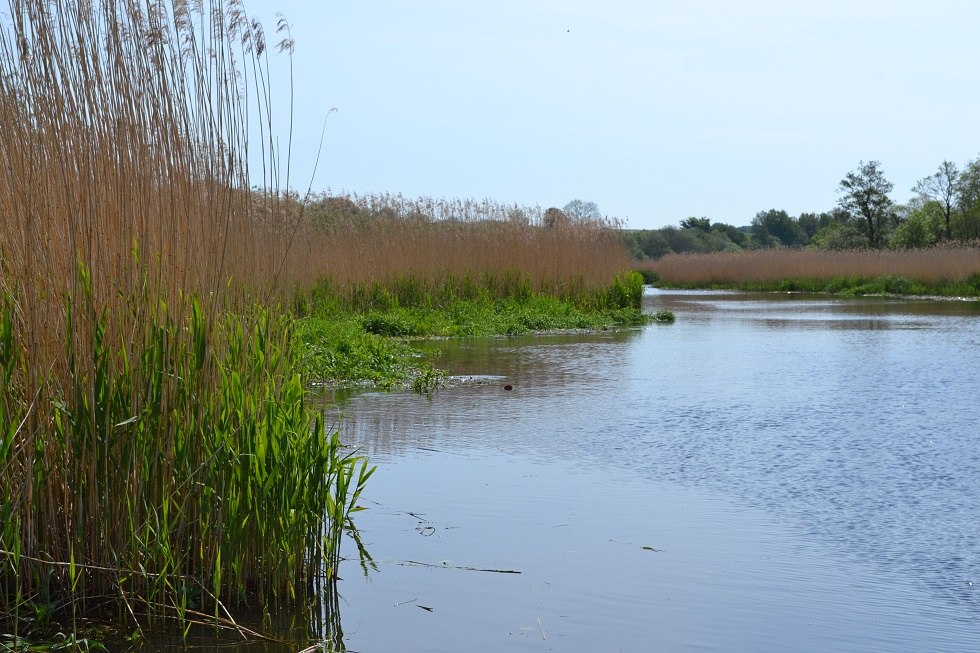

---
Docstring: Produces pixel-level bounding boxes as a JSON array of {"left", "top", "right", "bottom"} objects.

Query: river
[{"left": 323, "top": 289, "right": 980, "bottom": 652}]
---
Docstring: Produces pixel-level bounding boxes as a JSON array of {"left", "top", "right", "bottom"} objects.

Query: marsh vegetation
[{"left": 641, "top": 248, "right": 980, "bottom": 296}]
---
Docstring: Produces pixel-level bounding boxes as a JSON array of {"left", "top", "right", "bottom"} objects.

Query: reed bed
[
  {"left": 292, "top": 220, "right": 631, "bottom": 311},
  {"left": 281, "top": 192, "right": 633, "bottom": 311},
  {"left": 646, "top": 248, "right": 980, "bottom": 294},
  {"left": 0, "top": 0, "right": 369, "bottom": 638}
]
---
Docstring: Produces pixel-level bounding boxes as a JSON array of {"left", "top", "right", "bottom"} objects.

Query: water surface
[{"left": 327, "top": 290, "right": 980, "bottom": 652}]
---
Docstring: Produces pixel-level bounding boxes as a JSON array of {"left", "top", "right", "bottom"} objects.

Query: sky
[{"left": 242, "top": 0, "right": 980, "bottom": 229}]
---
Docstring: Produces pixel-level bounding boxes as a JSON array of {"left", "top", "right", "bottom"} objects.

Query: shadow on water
[
  {"left": 128, "top": 598, "right": 333, "bottom": 653},
  {"left": 128, "top": 538, "right": 374, "bottom": 653}
]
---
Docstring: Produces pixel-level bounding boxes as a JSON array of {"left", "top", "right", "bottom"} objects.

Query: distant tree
[
  {"left": 811, "top": 222, "right": 870, "bottom": 250},
  {"left": 749, "top": 221, "right": 777, "bottom": 248},
  {"left": 622, "top": 230, "right": 671, "bottom": 260},
  {"left": 661, "top": 226, "right": 706, "bottom": 254},
  {"left": 796, "top": 212, "right": 836, "bottom": 241},
  {"left": 711, "top": 222, "right": 747, "bottom": 247},
  {"left": 954, "top": 157, "right": 980, "bottom": 239},
  {"left": 913, "top": 161, "right": 959, "bottom": 241},
  {"left": 891, "top": 200, "right": 945, "bottom": 249},
  {"left": 680, "top": 216, "right": 711, "bottom": 232},
  {"left": 751, "top": 209, "right": 805, "bottom": 247},
  {"left": 562, "top": 199, "right": 601, "bottom": 222},
  {"left": 543, "top": 207, "right": 570, "bottom": 228},
  {"left": 837, "top": 160, "right": 894, "bottom": 248}
]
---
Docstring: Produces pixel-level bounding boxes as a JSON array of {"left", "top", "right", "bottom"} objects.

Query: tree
[
  {"left": 680, "top": 216, "right": 711, "bottom": 232},
  {"left": 891, "top": 200, "right": 944, "bottom": 249},
  {"left": 621, "top": 230, "right": 671, "bottom": 259},
  {"left": 797, "top": 212, "right": 836, "bottom": 240},
  {"left": 837, "top": 160, "right": 894, "bottom": 248},
  {"left": 955, "top": 156, "right": 980, "bottom": 239},
  {"left": 660, "top": 226, "right": 706, "bottom": 254},
  {"left": 562, "top": 199, "right": 601, "bottom": 222},
  {"left": 913, "top": 161, "right": 958, "bottom": 240},
  {"left": 711, "top": 222, "right": 747, "bottom": 247},
  {"left": 751, "top": 209, "right": 805, "bottom": 247},
  {"left": 811, "top": 222, "right": 870, "bottom": 250}
]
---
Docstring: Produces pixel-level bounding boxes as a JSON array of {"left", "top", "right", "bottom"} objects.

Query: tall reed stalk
[{"left": 0, "top": 0, "right": 369, "bottom": 637}]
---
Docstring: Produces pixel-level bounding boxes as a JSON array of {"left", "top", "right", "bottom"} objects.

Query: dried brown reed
[
  {"left": 287, "top": 193, "right": 630, "bottom": 297},
  {"left": 647, "top": 248, "right": 980, "bottom": 286},
  {"left": 0, "top": 0, "right": 295, "bottom": 336}
]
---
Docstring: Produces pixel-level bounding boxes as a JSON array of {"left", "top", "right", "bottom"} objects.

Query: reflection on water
[
  {"left": 327, "top": 289, "right": 980, "bottom": 652},
  {"left": 132, "top": 581, "right": 346, "bottom": 653}
]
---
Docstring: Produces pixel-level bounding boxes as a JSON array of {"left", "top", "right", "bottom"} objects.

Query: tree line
[{"left": 624, "top": 156, "right": 980, "bottom": 260}]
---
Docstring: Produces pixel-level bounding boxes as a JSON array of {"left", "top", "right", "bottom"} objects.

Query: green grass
[
  {"left": 292, "top": 273, "right": 652, "bottom": 389},
  {"left": 1, "top": 274, "right": 372, "bottom": 639},
  {"left": 293, "top": 316, "right": 415, "bottom": 389}
]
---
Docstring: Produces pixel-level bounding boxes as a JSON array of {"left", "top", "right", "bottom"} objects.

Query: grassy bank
[
  {"left": 293, "top": 272, "right": 650, "bottom": 390},
  {"left": 640, "top": 248, "right": 980, "bottom": 297}
]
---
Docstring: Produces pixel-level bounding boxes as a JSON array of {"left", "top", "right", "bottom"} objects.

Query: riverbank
[
  {"left": 636, "top": 248, "right": 980, "bottom": 298},
  {"left": 648, "top": 276, "right": 980, "bottom": 298},
  {"left": 292, "top": 272, "right": 667, "bottom": 392}
]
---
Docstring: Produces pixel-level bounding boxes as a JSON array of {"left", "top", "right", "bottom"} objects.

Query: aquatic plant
[{"left": 411, "top": 364, "right": 445, "bottom": 395}]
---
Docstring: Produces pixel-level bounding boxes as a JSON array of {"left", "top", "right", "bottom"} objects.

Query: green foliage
[
  {"left": 753, "top": 209, "right": 806, "bottom": 247},
  {"left": 913, "top": 161, "right": 959, "bottom": 240},
  {"left": 955, "top": 157, "right": 980, "bottom": 238},
  {"left": 712, "top": 222, "right": 748, "bottom": 248},
  {"left": 952, "top": 202, "right": 980, "bottom": 240},
  {"left": 294, "top": 317, "right": 411, "bottom": 389},
  {"left": 362, "top": 311, "right": 428, "bottom": 337},
  {"left": 411, "top": 364, "right": 445, "bottom": 395},
  {"left": 292, "top": 273, "right": 654, "bottom": 388},
  {"left": 635, "top": 268, "right": 659, "bottom": 284},
  {"left": 1, "top": 275, "right": 372, "bottom": 634},
  {"left": 797, "top": 212, "right": 832, "bottom": 240},
  {"left": 890, "top": 204, "right": 944, "bottom": 249},
  {"left": 810, "top": 222, "right": 870, "bottom": 250},
  {"left": 838, "top": 160, "right": 895, "bottom": 248},
  {"left": 602, "top": 272, "right": 645, "bottom": 310},
  {"left": 680, "top": 217, "right": 712, "bottom": 232},
  {"left": 653, "top": 310, "right": 675, "bottom": 323}
]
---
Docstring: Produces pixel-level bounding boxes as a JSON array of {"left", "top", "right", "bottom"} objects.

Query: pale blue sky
[{"left": 244, "top": 0, "right": 980, "bottom": 229}]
